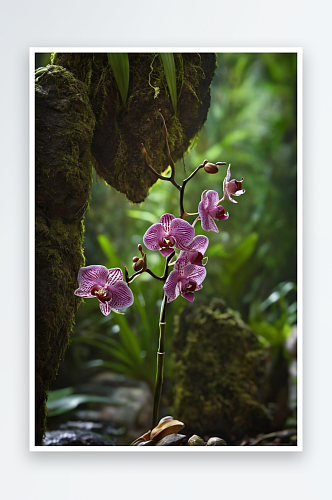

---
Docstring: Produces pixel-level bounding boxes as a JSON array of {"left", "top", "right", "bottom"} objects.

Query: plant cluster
[{"left": 74, "top": 114, "right": 246, "bottom": 437}]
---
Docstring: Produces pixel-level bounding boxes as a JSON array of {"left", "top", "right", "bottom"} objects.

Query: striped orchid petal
[
  {"left": 179, "top": 235, "right": 209, "bottom": 267},
  {"left": 108, "top": 281, "right": 134, "bottom": 310},
  {"left": 143, "top": 213, "right": 195, "bottom": 255},
  {"left": 106, "top": 267, "right": 123, "bottom": 286},
  {"left": 198, "top": 190, "right": 229, "bottom": 232},
  {"left": 223, "top": 165, "right": 245, "bottom": 203},
  {"left": 164, "top": 255, "right": 206, "bottom": 303},
  {"left": 76, "top": 265, "right": 109, "bottom": 296},
  {"left": 75, "top": 264, "right": 133, "bottom": 316}
]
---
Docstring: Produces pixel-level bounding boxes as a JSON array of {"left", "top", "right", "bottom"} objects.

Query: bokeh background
[{"left": 37, "top": 52, "right": 297, "bottom": 439}]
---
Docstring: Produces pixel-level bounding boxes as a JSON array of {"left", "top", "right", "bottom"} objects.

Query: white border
[{"left": 30, "top": 47, "right": 302, "bottom": 452}]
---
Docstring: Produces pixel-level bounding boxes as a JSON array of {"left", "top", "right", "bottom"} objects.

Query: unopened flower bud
[
  {"left": 138, "top": 244, "right": 143, "bottom": 252},
  {"left": 133, "top": 258, "right": 144, "bottom": 272},
  {"left": 204, "top": 162, "right": 219, "bottom": 174},
  {"left": 132, "top": 256, "right": 139, "bottom": 263}
]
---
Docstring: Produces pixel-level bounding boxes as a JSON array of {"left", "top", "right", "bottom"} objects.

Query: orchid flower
[
  {"left": 223, "top": 164, "right": 245, "bottom": 203},
  {"left": 74, "top": 265, "right": 134, "bottom": 316},
  {"left": 198, "top": 190, "right": 229, "bottom": 233},
  {"left": 178, "top": 235, "right": 209, "bottom": 267},
  {"left": 143, "top": 213, "right": 195, "bottom": 256},
  {"left": 164, "top": 255, "right": 206, "bottom": 303}
]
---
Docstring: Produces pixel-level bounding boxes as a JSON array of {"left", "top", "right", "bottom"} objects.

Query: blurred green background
[{"left": 37, "top": 52, "right": 297, "bottom": 421}]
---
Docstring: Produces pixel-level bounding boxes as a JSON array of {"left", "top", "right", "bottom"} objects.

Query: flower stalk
[
  {"left": 152, "top": 251, "right": 174, "bottom": 428},
  {"left": 74, "top": 114, "right": 246, "bottom": 444}
]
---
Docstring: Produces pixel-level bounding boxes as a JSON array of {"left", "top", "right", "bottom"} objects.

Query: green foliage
[
  {"left": 52, "top": 52, "right": 297, "bottom": 393},
  {"left": 107, "top": 53, "right": 130, "bottom": 105},
  {"left": 159, "top": 53, "right": 178, "bottom": 114},
  {"left": 71, "top": 235, "right": 160, "bottom": 388},
  {"left": 47, "top": 387, "right": 126, "bottom": 417},
  {"left": 249, "top": 281, "right": 296, "bottom": 348}
]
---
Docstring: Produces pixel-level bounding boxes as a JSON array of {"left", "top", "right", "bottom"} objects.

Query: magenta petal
[
  {"left": 160, "top": 247, "right": 174, "bottom": 257},
  {"left": 226, "top": 165, "right": 231, "bottom": 182},
  {"left": 189, "top": 235, "right": 209, "bottom": 254},
  {"left": 106, "top": 268, "right": 123, "bottom": 286},
  {"left": 143, "top": 223, "right": 166, "bottom": 250},
  {"left": 225, "top": 190, "right": 237, "bottom": 203},
  {"left": 99, "top": 300, "right": 111, "bottom": 316},
  {"left": 169, "top": 218, "right": 195, "bottom": 249},
  {"left": 233, "top": 189, "right": 246, "bottom": 196},
  {"left": 164, "top": 270, "right": 181, "bottom": 302},
  {"left": 160, "top": 213, "right": 175, "bottom": 233},
  {"left": 174, "top": 254, "right": 189, "bottom": 277},
  {"left": 181, "top": 291, "right": 195, "bottom": 302},
  {"left": 74, "top": 288, "right": 94, "bottom": 298},
  {"left": 109, "top": 281, "right": 134, "bottom": 310},
  {"left": 185, "top": 264, "right": 207, "bottom": 285},
  {"left": 77, "top": 265, "right": 108, "bottom": 292},
  {"left": 205, "top": 190, "right": 220, "bottom": 210},
  {"left": 198, "top": 200, "right": 213, "bottom": 231}
]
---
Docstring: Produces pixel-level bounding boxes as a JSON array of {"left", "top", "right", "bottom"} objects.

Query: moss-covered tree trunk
[
  {"left": 35, "top": 67, "right": 95, "bottom": 445},
  {"left": 34, "top": 53, "right": 216, "bottom": 444}
]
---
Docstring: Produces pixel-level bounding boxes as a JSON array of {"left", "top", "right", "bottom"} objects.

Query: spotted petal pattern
[
  {"left": 179, "top": 235, "right": 209, "bottom": 266},
  {"left": 74, "top": 265, "right": 133, "bottom": 316},
  {"left": 143, "top": 213, "right": 195, "bottom": 255},
  {"left": 164, "top": 255, "right": 206, "bottom": 303},
  {"left": 76, "top": 265, "right": 109, "bottom": 297},
  {"left": 198, "top": 190, "right": 229, "bottom": 232},
  {"left": 108, "top": 281, "right": 134, "bottom": 310}
]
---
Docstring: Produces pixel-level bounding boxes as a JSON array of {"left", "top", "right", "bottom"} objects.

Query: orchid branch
[{"left": 152, "top": 250, "right": 174, "bottom": 429}]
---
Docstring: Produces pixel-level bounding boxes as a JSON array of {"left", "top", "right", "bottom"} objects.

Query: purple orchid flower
[
  {"left": 178, "top": 235, "right": 209, "bottom": 267},
  {"left": 164, "top": 255, "right": 206, "bottom": 303},
  {"left": 223, "top": 164, "right": 245, "bottom": 203},
  {"left": 143, "top": 213, "right": 195, "bottom": 256},
  {"left": 74, "top": 265, "right": 134, "bottom": 316},
  {"left": 198, "top": 190, "right": 229, "bottom": 233}
]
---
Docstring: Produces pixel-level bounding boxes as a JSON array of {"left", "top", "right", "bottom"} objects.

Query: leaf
[
  {"left": 47, "top": 387, "right": 74, "bottom": 403},
  {"left": 97, "top": 234, "right": 124, "bottom": 269},
  {"left": 160, "top": 53, "right": 177, "bottom": 114},
  {"left": 47, "top": 393, "right": 126, "bottom": 417},
  {"left": 107, "top": 53, "right": 130, "bottom": 105},
  {"left": 126, "top": 210, "right": 159, "bottom": 224},
  {"left": 221, "top": 233, "right": 259, "bottom": 286},
  {"left": 259, "top": 281, "right": 296, "bottom": 312}
]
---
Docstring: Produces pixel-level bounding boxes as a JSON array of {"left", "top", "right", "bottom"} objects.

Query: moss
[
  {"left": 172, "top": 299, "right": 271, "bottom": 443},
  {"left": 35, "top": 66, "right": 95, "bottom": 444},
  {"left": 52, "top": 52, "right": 217, "bottom": 203}
]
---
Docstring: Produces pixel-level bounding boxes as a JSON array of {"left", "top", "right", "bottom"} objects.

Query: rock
[
  {"left": 172, "top": 299, "right": 272, "bottom": 443},
  {"left": 42, "top": 429, "right": 115, "bottom": 446},
  {"left": 89, "top": 372, "right": 153, "bottom": 445}
]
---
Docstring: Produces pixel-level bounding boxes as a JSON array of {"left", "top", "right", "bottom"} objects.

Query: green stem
[{"left": 151, "top": 252, "right": 173, "bottom": 429}]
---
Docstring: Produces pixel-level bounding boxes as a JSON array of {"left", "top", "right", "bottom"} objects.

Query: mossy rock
[
  {"left": 35, "top": 66, "right": 95, "bottom": 444},
  {"left": 172, "top": 299, "right": 272, "bottom": 443},
  {"left": 52, "top": 53, "right": 216, "bottom": 203}
]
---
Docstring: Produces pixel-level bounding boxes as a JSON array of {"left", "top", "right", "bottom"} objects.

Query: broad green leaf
[
  {"left": 97, "top": 234, "right": 123, "bottom": 269},
  {"left": 47, "top": 387, "right": 74, "bottom": 403},
  {"left": 47, "top": 393, "right": 126, "bottom": 417},
  {"left": 160, "top": 53, "right": 177, "bottom": 114},
  {"left": 259, "top": 281, "right": 296, "bottom": 312},
  {"left": 107, "top": 53, "right": 130, "bottom": 105}
]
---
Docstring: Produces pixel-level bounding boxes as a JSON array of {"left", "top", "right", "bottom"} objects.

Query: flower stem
[{"left": 151, "top": 252, "right": 173, "bottom": 429}]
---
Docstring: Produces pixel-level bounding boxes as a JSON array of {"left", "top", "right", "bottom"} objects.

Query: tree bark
[
  {"left": 34, "top": 53, "right": 216, "bottom": 444},
  {"left": 35, "top": 66, "right": 95, "bottom": 444}
]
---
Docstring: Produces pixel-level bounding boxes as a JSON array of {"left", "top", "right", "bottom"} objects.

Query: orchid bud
[
  {"left": 133, "top": 258, "right": 145, "bottom": 272},
  {"left": 204, "top": 162, "right": 219, "bottom": 174},
  {"left": 132, "top": 256, "right": 139, "bottom": 263}
]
